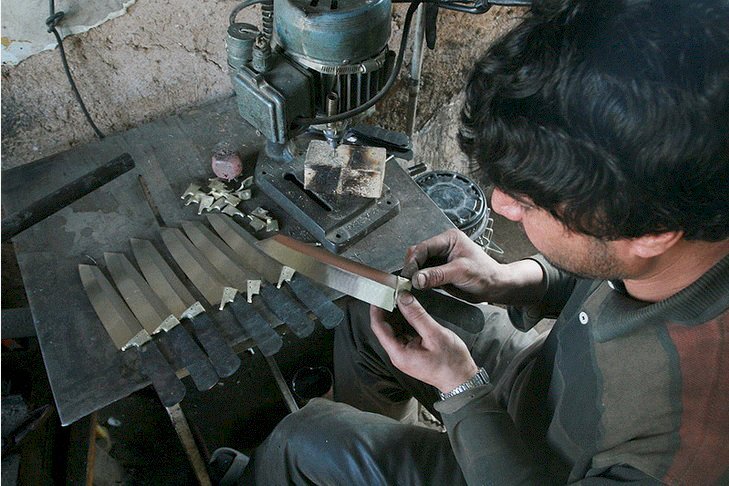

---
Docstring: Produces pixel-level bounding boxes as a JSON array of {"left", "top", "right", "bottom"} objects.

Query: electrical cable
[
  {"left": 392, "top": 0, "right": 530, "bottom": 14},
  {"left": 46, "top": 0, "right": 105, "bottom": 139},
  {"left": 229, "top": 0, "right": 266, "bottom": 26},
  {"left": 295, "top": 0, "right": 422, "bottom": 127}
]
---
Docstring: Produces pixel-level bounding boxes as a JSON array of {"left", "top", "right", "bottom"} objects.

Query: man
[{"left": 221, "top": 0, "right": 729, "bottom": 483}]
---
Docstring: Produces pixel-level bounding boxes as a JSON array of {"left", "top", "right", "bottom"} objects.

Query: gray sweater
[{"left": 435, "top": 254, "right": 729, "bottom": 485}]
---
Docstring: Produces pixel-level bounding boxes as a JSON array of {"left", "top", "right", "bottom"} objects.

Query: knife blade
[
  {"left": 256, "top": 234, "right": 411, "bottom": 311},
  {"left": 130, "top": 238, "right": 241, "bottom": 378},
  {"left": 160, "top": 227, "right": 235, "bottom": 310},
  {"left": 180, "top": 221, "right": 260, "bottom": 302},
  {"left": 182, "top": 221, "right": 315, "bottom": 338},
  {"left": 207, "top": 214, "right": 344, "bottom": 329},
  {"left": 103, "top": 253, "right": 218, "bottom": 392},
  {"left": 104, "top": 252, "right": 179, "bottom": 334},
  {"left": 161, "top": 227, "right": 282, "bottom": 356},
  {"left": 206, "top": 214, "right": 282, "bottom": 284},
  {"left": 78, "top": 264, "right": 186, "bottom": 407}
]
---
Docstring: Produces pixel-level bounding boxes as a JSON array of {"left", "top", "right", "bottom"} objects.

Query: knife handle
[
  {"left": 186, "top": 313, "right": 241, "bottom": 378},
  {"left": 229, "top": 296, "right": 282, "bottom": 357},
  {"left": 137, "top": 342, "right": 186, "bottom": 407},
  {"left": 259, "top": 285, "right": 315, "bottom": 338},
  {"left": 286, "top": 276, "right": 345, "bottom": 330},
  {"left": 410, "top": 288, "right": 485, "bottom": 334},
  {"left": 161, "top": 326, "right": 219, "bottom": 392}
]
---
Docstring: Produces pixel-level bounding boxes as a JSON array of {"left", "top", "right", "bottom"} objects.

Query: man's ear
[{"left": 626, "top": 231, "right": 684, "bottom": 258}]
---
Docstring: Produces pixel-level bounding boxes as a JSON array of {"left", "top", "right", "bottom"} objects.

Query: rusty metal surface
[
  {"left": 303, "top": 141, "right": 387, "bottom": 198},
  {"left": 1, "top": 95, "right": 453, "bottom": 426}
]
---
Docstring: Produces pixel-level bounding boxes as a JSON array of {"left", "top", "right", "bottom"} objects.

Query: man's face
[{"left": 490, "top": 188, "right": 635, "bottom": 280}]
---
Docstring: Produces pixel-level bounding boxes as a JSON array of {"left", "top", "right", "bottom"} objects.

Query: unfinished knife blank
[{"left": 257, "top": 234, "right": 411, "bottom": 312}]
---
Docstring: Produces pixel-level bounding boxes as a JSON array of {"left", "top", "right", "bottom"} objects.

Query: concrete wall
[{"left": 1, "top": 0, "right": 524, "bottom": 170}]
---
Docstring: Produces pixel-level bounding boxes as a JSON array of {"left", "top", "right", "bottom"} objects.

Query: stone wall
[{"left": 1, "top": 0, "right": 525, "bottom": 170}]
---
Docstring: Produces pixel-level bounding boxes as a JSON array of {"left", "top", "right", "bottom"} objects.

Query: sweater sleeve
[
  {"left": 434, "top": 384, "right": 545, "bottom": 485},
  {"left": 508, "top": 255, "right": 577, "bottom": 332},
  {"left": 434, "top": 386, "right": 662, "bottom": 485}
]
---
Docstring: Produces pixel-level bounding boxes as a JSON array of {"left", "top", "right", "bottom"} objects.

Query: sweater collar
[{"left": 594, "top": 252, "right": 729, "bottom": 342}]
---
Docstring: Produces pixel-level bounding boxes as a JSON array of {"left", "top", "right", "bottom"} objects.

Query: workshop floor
[{"left": 1, "top": 210, "right": 534, "bottom": 484}]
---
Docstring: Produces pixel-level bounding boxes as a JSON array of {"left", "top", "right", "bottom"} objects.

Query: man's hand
[
  {"left": 402, "top": 228, "right": 546, "bottom": 305},
  {"left": 370, "top": 291, "right": 478, "bottom": 394}
]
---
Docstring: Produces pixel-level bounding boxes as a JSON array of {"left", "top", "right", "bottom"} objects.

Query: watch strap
[{"left": 438, "top": 367, "right": 490, "bottom": 401}]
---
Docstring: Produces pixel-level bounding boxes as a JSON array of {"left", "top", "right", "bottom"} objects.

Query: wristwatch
[{"left": 438, "top": 367, "right": 490, "bottom": 401}]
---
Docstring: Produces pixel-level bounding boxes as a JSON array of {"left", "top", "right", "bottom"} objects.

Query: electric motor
[
  {"left": 273, "top": 0, "right": 394, "bottom": 115},
  {"left": 227, "top": 0, "right": 394, "bottom": 143}
]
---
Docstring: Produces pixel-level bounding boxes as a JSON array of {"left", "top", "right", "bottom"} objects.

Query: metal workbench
[{"left": 2, "top": 95, "right": 453, "bottom": 426}]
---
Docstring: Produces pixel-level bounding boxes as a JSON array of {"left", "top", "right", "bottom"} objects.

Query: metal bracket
[
  {"left": 154, "top": 315, "right": 181, "bottom": 334},
  {"left": 246, "top": 280, "right": 261, "bottom": 303},
  {"left": 209, "top": 198, "right": 228, "bottom": 212},
  {"left": 222, "top": 205, "right": 245, "bottom": 218},
  {"left": 181, "top": 183, "right": 202, "bottom": 199},
  {"left": 123, "top": 329, "right": 152, "bottom": 351},
  {"left": 197, "top": 195, "right": 215, "bottom": 214},
  {"left": 182, "top": 302, "right": 205, "bottom": 320},
  {"left": 220, "top": 287, "right": 238, "bottom": 310},
  {"left": 277, "top": 266, "right": 296, "bottom": 288}
]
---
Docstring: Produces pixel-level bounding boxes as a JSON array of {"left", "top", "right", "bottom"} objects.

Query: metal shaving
[{"left": 180, "top": 176, "right": 278, "bottom": 232}]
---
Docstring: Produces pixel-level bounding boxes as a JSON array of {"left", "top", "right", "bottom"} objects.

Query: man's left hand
[{"left": 370, "top": 291, "right": 479, "bottom": 394}]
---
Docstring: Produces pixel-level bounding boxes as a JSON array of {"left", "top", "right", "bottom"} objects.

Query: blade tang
[
  {"left": 78, "top": 264, "right": 151, "bottom": 350},
  {"left": 104, "top": 252, "right": 179, "bottom": 334}
]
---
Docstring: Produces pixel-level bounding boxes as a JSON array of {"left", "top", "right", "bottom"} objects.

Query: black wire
[
  {"left": 229, "top": 0, "right": 266, "bottom": 26},
  {"left": 295, "top": 0, "right": 422, "bottom": 127},
  {"left": 46, "top": 1, "right": 105, "bottom": 139},
  {"left": 392, "top": 0, "right": 530, "bottom": 13}
]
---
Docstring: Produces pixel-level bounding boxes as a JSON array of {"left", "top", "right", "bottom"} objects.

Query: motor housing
[{"left": 227, "top": 0, "right": 393, "bottom": 143}]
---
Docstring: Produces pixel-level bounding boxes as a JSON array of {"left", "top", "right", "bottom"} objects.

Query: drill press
[{"left": 225, "top": 0, "right": 528, "bottom": 251}]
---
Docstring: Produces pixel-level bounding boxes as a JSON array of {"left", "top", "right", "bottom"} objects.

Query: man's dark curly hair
[{"left": 459, "top": 0, "right": 729, "bottom": 241}]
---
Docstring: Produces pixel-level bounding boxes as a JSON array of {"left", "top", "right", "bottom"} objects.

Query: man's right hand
[{"left": 401, "top": 228, "right": 547, "bottom": 305}]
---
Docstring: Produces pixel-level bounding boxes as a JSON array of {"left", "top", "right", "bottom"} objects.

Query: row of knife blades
[{"left": 79, "top": 214, "right": 346, "bottom": 407}]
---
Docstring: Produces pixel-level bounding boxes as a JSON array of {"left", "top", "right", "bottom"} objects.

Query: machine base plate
[{"left": 255, "top": 147, "right": 400, "bottom": 253}]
